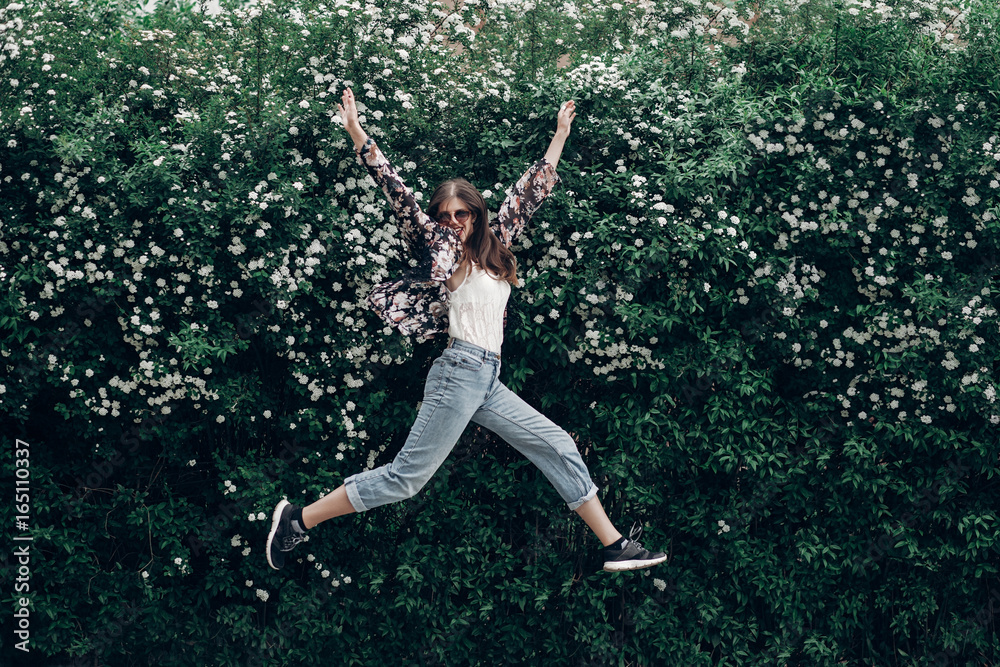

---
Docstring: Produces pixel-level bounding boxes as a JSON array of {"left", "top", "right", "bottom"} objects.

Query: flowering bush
[{"left": 1, "top": 0, "right": 998, "bottom": 665}]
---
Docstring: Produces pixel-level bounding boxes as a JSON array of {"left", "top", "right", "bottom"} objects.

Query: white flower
[
  {"left": 299, "top": 100, "right": 310, "bottom": 109},
  {"left": 653, "top": 578, "right": 667, "bottom": 591},
  {"left": 256, "top": 589, "right": 269, "bottom": 602}
]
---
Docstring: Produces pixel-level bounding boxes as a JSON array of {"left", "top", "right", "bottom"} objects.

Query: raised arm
[
  {"left": 338, "top": 89, "right": 452, "bottom": 268},
  {"left": 338, "top": 90, "right": 463, "bottom": 281},
  {"left": 494, "top": 100, "right": 576, "bottom": 247}
]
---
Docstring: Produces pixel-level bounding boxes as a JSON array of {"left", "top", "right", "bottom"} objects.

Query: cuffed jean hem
[
  {"left": 566, "top": 484, "right": 600, "bottom": 511},
  {"left": 344, "top": 477, "right": 368, "bottom": 513}
]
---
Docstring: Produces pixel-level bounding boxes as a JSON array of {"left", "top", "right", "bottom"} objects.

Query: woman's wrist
[
  {"left": 349, "top": 127, "right": 369, "bottom": 151},
  {"left": 544, "top": 131, "right": 569, "bottom": 168}
]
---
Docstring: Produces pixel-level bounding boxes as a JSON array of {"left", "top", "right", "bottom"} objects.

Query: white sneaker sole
[
  {"left": 266, "top": 499, "right": 290, "bottom": 570},
  {"left": 603, "top": 553, "right": 668, "bottom": 572}
]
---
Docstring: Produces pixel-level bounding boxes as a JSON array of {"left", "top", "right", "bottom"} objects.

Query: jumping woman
[{"left": 266, "top": 88, "right": 665, "bottom": 573}]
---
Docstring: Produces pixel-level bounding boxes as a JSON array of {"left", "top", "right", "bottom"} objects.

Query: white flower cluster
[{"left": 171, "top": 556, "right": 190, "bottom": 575}]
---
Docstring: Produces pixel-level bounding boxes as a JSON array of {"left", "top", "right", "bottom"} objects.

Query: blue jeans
[{"left": 344, "top": 339, "right": 599, "bottom": 512}]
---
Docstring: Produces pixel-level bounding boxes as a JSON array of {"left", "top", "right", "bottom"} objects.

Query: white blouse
[{"left": 446, "top": 263, "right": 511, "bottom": 354}]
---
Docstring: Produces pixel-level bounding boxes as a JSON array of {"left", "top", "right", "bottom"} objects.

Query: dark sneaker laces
[
  {"left": 626, "top": 523, "right": 646, "bottom": 549},
  {"left": 279, "top": 528, "right": 305, "bottom": 552}
]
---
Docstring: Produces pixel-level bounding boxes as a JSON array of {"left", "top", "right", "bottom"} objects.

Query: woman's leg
[
  {"left": 468, "top": 383, "right": 666, "bottom": 570},
  {"left": 302, "top": 485, "right": 354, "bottom": 529},
  {"left": 268, "top": 351, "right": 494, "bottom": 569},
  {"left": 574, "top": 496, "right": 623, "bottom": 547},
  {"left": 469, "top": 381, "right": 621, "bottom": 543}
]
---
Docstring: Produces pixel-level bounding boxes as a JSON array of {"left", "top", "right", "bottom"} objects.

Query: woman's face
[{"left": 434, "top": 197, "right": 475, "bottom": 242}]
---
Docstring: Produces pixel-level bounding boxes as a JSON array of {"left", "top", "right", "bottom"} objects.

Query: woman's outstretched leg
[
  {"left": 267, "top": 347, "right": 495, "bottom": 570},
  {"left": 471, "top": 382, "right": 666, "bottom": 571}
]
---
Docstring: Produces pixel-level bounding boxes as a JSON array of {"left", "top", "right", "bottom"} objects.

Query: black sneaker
[
  {"left": 603, "top": 525, "right": 667, "bottom": 572},
  {"left": 266, "top": 499, "right": 306, "bottom": 570}
]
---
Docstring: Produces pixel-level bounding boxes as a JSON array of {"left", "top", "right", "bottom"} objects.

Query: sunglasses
[{"left": 434, "top": 209, "right": 473, "bottom": 225}]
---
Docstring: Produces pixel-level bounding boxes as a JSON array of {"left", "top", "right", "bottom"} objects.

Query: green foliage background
[{"left": 1, "top": 0, "right": 998, "bottom": 664}]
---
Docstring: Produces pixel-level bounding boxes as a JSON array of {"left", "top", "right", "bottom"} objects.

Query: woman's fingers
[
  {"left": 558, "top": 100, "right": 575, "bottom": 133},
  {"left": 339, "top": 88, "right": 358, "bottom": 127}
]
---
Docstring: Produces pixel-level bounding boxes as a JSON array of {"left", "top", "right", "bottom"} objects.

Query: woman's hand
[
  {"left": 544, "top": 100, "right": 575, "bottom": 169},
  {"left": 555, "top": 100, "right": 576, "bottom": 137},
  {"left": 337, "top": 88, "right": 369, "bottom": 151}
]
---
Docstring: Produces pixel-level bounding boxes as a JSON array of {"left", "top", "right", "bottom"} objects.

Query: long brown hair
[{"left": 427, "top": 178, "right": 519, "bottom": 286}]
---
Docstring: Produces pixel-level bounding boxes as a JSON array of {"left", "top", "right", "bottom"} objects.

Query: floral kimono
[{"left": 358, "top": 137, "right": 560, "bottom": 338}]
